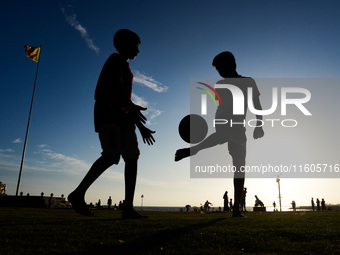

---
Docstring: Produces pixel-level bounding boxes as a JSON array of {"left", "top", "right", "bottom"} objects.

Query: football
[{"left": 178, "top": 114, "right": 208, "bottom": 144}]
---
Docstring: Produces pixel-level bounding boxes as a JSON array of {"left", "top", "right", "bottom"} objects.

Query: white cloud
[
  {"left": 132, "top": 93, "right": 148, "bottom": 108},
  {"left": 38, "top": 148, "right": 91, "bottom": 172},
  {"left": 131, "top": 71, "right": 166, "bottom": 124},
  {"left": 12, "top": 138, "right": 22, "bottom": 144},
  {"left": 60, "top": 7, "right": 100, "bottom": 54},
  {"left": 149, "top": 109, "right": 162, "bottom": 120},
  {"left": 0, "top": 145, "right": 92, "bottom": 176},
  {"left": 133, "top": 70, "right": 168, "bottom": 93},
  {"left": 0, "top": 148, "right": 14, "bottom": 153}
]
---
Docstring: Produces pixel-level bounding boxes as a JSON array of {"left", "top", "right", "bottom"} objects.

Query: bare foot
[
  {"left": 68, "top": 191, "right": 94, "bottom": 216},
  {"left": 174, "top": 148, "right": 191, "bottom": 162}
]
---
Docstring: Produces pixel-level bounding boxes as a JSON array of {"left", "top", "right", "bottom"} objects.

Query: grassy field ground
[{"left": 0, "top": 208, "right": 339, "bottom": 255}]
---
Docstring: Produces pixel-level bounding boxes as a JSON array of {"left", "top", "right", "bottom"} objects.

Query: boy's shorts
[
  {"left": 215, "top": 124, "right": 247, "bottom": 164},
  {"left": 98, "top": 124, "right": 140, "bottom": 163}
]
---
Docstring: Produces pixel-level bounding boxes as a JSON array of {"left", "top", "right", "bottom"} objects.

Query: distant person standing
[
  {"left": 229, "top": 199, "right": 233, "bottom": 211},
  {"left": 321, "top": 199, "right": 326, "bottom": 211},
  {"left": 107, "top": 196, "right": 112, "bottom": 209},
  {"left": 273, "top": 201, "right": 276, "bottom": 211},
  {"left": 316, "top": 198, "right": 321, "bottom": 211},
  {"left": 291, "top": 201, "right": 296, "bottom": 211},
  {"left": 48, "top": 193, "right": 53, "bottom": 209},
  {"left": 223, "top": 191, "right": 229, "bottom": 211},
  {"left": 311, "top": 198, "right": 315, "bottom": 211}
]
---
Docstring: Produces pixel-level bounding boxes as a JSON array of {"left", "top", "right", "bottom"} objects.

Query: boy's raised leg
[{"left": 175, "top": 131, "right": 228, "bottom": 161}]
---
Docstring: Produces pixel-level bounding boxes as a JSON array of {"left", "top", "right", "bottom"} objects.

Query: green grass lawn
[{"left": 0, "top": 208, "right": 339, "bottom": 254}]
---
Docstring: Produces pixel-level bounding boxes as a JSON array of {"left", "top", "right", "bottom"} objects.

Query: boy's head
[
  {"left": 113, "top": 29, "right": 141, "bottom": 60},
  {"left": 212, "top": 51, "right": 237, "bottom": 77}
]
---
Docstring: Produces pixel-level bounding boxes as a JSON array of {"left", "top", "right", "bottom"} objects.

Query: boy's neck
[
  {"left": 223, "top": 71, "right": 240, "bottom": 78},
  {"left": 118, "top": 53, "right": 129, "bottom": 62}
]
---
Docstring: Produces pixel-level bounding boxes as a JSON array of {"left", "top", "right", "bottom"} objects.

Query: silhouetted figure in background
[
  {"left": 223, "top": 191, "right": 229, "bottom": 211},
  {"left": 321, "top": 199, "right": 326, "bottom": 211},
  {"left": 229, "top": 198, "right": 233, "bottom": 211},
  {"left": 311, "top": 198, "right": 315, "bottom": 211},
  {"left": 291, "top": 200, "right": 296, "bottom": 211},
  {"left": 96, "top": 199, "right": 101, "bottom": 209},
  {"left": 68, "top": 29, "right": 155, "bottom": 219},
  {"left": 254, "top": 195, "right": 264, "bottom": 207},
  {"left": 175, "top": 52, "right": 264, "bottom": 217},
  {"left": 316, "top": 198, "right": 321, "bottom": 211},
  {"left": 204, "top": 200, "right": 212, "bottom": 212},
  {"left": 48, "top": 193, "right": 53, "bottom": 209},
  {"left": 273, "top": 201, "right": 276, "bottom": 211},
  {"left": 107, "top": 196, "right": 112, "bottom": 209}
]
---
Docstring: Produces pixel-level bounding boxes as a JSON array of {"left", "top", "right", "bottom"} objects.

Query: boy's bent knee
[
  {"left": 123, "top": 153, "right": 139, "bottom": 162},
  {"left": 101, "top": 151, "right": 120, "bottom": 164},
  {"left": 122, "top": 146, "right": 140, "bottom": 162}
]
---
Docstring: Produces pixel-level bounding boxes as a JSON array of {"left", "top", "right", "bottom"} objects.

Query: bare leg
[
  {"left": 175, "top": 131, "right": 229, "bottom": 161},
  {"left": 232, "top": 166, "right": 245, "bottom": 217},
  {"left": 122, "top": 159, "right": 147, "bottom": 219},
  {"left": 124, "top": 160, "right": 138, "bottom": 208},
  {"left": 68, "top": 156, "right": 115, "bottom": 216}
]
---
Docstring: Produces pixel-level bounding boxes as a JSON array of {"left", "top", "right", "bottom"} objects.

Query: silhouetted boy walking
[{"left": 68, "top": 29, "right": 155, "bottom": 219}]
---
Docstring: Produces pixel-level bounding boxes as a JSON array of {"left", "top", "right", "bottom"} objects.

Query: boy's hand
[
  {"left": 253, "top": 127, "right": 264, "bottom": 139},
  {"left": 130, "top": 104, "right": 147, "bottom": 125},
  {"left": 137, "top": 124, "right": 156, "bottom": 145}
]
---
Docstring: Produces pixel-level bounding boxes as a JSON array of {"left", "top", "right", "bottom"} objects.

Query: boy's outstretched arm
[
  {"left": 136, "top": 122, "right": 156, "bottom": 145},
  {"left": 253, "top": 96, "right": 264, "bottom": 139}
]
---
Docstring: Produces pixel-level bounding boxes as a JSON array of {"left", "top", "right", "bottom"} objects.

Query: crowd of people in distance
[{"left": 311, "top": 197, "right": 327, "bottom": 211}]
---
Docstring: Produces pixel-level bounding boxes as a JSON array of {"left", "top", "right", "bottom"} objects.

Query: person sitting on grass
[{"left": 68, "top": 29, "right": 155, "bottom": 219}]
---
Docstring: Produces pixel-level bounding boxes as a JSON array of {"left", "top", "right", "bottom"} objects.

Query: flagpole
[{"left": 16, "top": 45, "right": 42, "bottom": 196}]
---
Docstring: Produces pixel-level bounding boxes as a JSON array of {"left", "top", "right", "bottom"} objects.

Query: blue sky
[{"left": 0, "top": 0, "right": 339, "bottom": 207}]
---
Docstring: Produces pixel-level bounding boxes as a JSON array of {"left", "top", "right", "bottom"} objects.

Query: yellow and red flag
[{"left": 24, "top": 45, "right": 40, "bottom": 62}]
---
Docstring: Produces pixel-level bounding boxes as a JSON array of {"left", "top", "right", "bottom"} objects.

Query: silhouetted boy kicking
[
  {"left": 175, "top": 51, "right": 264, "bottom": 217},
  {"left": 68, "top": 29, "right": 155, "bottom": 219}
]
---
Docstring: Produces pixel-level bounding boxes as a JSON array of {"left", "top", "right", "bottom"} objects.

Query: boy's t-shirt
[
  {"left": 215, "top": 77, "right": 260, "bottom": 123},
  {"left": 94, "top": 53, "right": 133, "bottom": 132}
]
